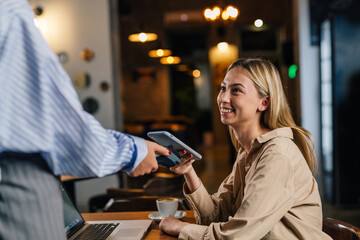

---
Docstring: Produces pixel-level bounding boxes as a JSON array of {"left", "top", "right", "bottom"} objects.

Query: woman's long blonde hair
[{"left": 227, "top": 58, "right": 318, "bottom": 174}]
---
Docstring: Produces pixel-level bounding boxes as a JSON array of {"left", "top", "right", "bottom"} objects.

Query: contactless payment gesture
[
  {"left": 147, "top": 131, "right": 202, "bottom": 167},
  {"left": 156, "top": 150, "right": 181, "bottom": 168}
]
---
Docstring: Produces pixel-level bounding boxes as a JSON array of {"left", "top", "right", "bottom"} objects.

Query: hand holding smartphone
[{"left": 147, "top": 131, "right": 202, "bottom": 167}]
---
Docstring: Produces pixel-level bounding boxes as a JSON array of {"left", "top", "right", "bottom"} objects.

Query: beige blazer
[{"left": 179, "top": 128, "right": 332, "bottom": 240}]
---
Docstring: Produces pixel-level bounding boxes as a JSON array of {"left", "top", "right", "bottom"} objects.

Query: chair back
[{"left": 323, "top": 218, "right": 360, "bottom": 240}]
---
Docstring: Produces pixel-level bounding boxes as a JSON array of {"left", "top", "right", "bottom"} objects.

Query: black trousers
[{"left": 0, "top": 152, "right": 65, "bottom": 240}]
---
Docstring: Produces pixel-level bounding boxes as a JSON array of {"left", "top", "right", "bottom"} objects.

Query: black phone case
[{"left": 156, "top": 147, "right": 181, "bottom": 167}]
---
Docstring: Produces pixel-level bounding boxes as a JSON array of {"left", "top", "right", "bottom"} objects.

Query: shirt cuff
[
  {"left": 179, "top": 224, "right": 207, "bottom": 240},
  {"left": 122, "top": 135, "right": 148, "bottom": 173}
]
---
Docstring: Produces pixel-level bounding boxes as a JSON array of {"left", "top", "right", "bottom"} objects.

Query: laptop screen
[{"left": 61, "top": 185, "right": 85, "bottom": 235}]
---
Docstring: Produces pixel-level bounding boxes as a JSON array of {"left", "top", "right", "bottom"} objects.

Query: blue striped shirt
[{"left": 0, "top": 0, "right": 147, "bottom": 177}]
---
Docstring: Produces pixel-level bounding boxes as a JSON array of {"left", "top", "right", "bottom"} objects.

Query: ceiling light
[
  {"left": 192, "top": 69, "right": 201, "bottom": 78},
  {"left": 160, "top": 56, "right": 181, "bottom": 65},
  {"left": 254, "top": 19, "right": 263, "bottom": 28},
  {"left": 204, "top": 5, "right": 239, "bottom": 21},
  {"left": 225, "top": 6, "right": 239, "bottom": 20},
  {"left": 128, "top": 32, "right": 158, "bottom": 43},
  {"left": 204, "top": 9, "right": 213, "bottom": 19},
  {"left": 176, "top": 64, "right": 190, "bottom": 71},
  {"left": 217, "top": 42, "right": 229, "bottom": 51},
  {"left": 148, "top": 48, "right": 172, "bottom": 58}
]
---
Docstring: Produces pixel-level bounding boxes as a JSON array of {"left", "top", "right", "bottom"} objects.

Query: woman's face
[{"left": 217, "top": 67, "right": 266, "bottom": 129}]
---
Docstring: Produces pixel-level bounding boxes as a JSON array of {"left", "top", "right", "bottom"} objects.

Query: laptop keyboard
[{"left": 74, "top": 223, "right": 119, "bottom": 240}]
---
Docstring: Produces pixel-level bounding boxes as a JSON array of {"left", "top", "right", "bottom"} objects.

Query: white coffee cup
[{"left": 156, "top": 197, "right": 179, "bottom": 218}]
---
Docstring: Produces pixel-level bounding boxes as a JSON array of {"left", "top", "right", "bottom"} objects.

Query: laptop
[{"left": 61, "top": 184, "right": 152, "bottom": 240}]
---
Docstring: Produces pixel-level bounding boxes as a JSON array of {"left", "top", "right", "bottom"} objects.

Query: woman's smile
[{"left": 220, "top": 107, "right": 235, "bottom": 115}]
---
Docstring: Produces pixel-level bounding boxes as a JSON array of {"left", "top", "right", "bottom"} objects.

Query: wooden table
[{"left": 82, "top": 210, "right": 196, "bottom": 239}]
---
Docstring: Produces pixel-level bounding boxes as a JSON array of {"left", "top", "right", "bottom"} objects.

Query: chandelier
[{"left": 203, "top": 5, "right": 239, "bottom": 21}]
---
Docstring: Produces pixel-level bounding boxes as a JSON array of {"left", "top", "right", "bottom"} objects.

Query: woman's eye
[
  {"left": 232, "top": 88, "right": 241, "bottom": 93},
  {"left": 220, "top": 86, "right": 226, "bottom": 91}
]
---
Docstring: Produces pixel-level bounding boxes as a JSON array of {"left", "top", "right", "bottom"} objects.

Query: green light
[{"left": 288, "top": 64, "right": 298, "bottom": 79}]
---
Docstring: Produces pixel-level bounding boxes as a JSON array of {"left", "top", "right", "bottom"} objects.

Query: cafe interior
[{"left": 30, "top": 0, "right": 360, "bottom": 232}]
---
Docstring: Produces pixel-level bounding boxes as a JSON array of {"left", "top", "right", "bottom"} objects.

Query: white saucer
[{"left": 148, "top": 211, "right": 186, "bottom": 222}]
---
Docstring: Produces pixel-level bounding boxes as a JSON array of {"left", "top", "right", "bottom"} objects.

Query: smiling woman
[
  {"left": 226, "top": 58, "right": 317, "bottom": 172},
  {"left": 158, "top": 58, "right": 332, "bottom": 240},
  {"left": 217, "top": 67, "right": 269, "bottom": 137}
]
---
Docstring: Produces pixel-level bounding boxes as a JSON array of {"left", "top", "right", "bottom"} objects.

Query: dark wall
[
  {"left": 310, "top": 0, "right": 355, "bottom": 45},
  {"left": 323, "top": 0, "right": 360, "bottom": 206}
]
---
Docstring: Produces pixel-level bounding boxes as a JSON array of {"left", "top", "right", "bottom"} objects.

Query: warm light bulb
[
  {"left": 129, "top": 32, "right": 157, "bottom": 42},
  {"left": 209, "top": 10, "right": 217, "bottom": 21},
  {"left": 149, "top": 49, "right": 172, "bottom": 58},
  {"left": 139, "top": 32, "right": 147, "bottom": 42},
  {"left": 210, "top": 13, "right": 217, "bottom": 20},
  {"left": 157, "top": 49, "right": 164, "bottom": 57},
  {"left": 213, "top": 7, "right": 221, "bottom": 17},
  {"left": 222, "top": 11, "right": 229, "bottom": 20},
  {"left": 160, "top": 56, "right": 181, "bottom": 64},
  {"left": 217, "top": 42, "right": 229, "bottom": 51},
  {"left": 204, "top": 8, "right": 212, "bottom": 20},
  {"left": 193, "top": 69, "right": 201, "bottom": 78},
  {"left": 167, "top": 56, "right": 174, "bottom": 64},
  {"left": 204, "top": 5, "right": 239, "bottom": 21},
  {"left": 226, "top": 6, "right": 238, "bottom": 19},
  {"left": 254, "top": 19, "right": 263, "bottom": 28}
]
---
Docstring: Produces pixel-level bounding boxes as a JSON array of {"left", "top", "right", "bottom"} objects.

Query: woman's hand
[
  {"left": 169, "top": 150, "right": 195, "bottom": 175},
  {"left": 159, "top": 215, "right": 189, "bottom": 236},
  {"left": 170, "top": 150, "right": 201, "bottom": 193}
]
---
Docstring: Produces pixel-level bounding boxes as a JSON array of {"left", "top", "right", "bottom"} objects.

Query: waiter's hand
[{"left": 128, "top": 140, "right": 169, "bottom": 177}]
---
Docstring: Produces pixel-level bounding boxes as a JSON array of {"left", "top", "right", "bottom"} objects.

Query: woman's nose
[{"left": 218, "top": 91, "right": 230, "bottom": 103}]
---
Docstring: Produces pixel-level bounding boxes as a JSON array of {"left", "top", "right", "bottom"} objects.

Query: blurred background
[{"left": 29, "top": 0, "right": 360, "bottom": 227}]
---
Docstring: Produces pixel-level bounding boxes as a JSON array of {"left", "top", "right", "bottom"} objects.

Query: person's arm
[
  {"left": 170, "top": 151, "right": 238, "bottom": 224},
  {"left": 183, "top": 167, "right": 200, "bottom": 192},
  {"left": 170, "top": 157, "right": 200, "bottom": 193},
  {"left": 162, "top": 152, "right": 296, "bottom": 239},
  {"left": 129, "top": 140, "right": 169, "bottom": 177},
  {"left": 0, "top": 1, "right": 168, "bottom": 177},
  {"left": 160, "top": 154, "right": 237, "bottom": 236}
]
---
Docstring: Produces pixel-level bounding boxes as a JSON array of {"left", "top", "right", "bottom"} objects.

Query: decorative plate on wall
[
  {"left": 57, "top": 51, "right": 68, "bottom": 64},
  {"left": 82, "top": 97, "right": 99, "bottom": 114},
  {"left": 80, "top": 48, "right": 95, "bottom": 62},
  {"left": 100, "top": 81, "right": 110, "bottom": 92},
  {"left": 73, "top": 72, "right": 91, "bottom": 89}
]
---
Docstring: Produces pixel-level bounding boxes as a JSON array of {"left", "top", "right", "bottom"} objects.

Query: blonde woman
[{"left": 159, "top": 58, "right": 332, "bottom": 239}]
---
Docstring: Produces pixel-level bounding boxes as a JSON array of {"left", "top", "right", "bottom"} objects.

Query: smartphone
[{"left": 147, "top": 131, "right": 202, "bottom": 160}]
